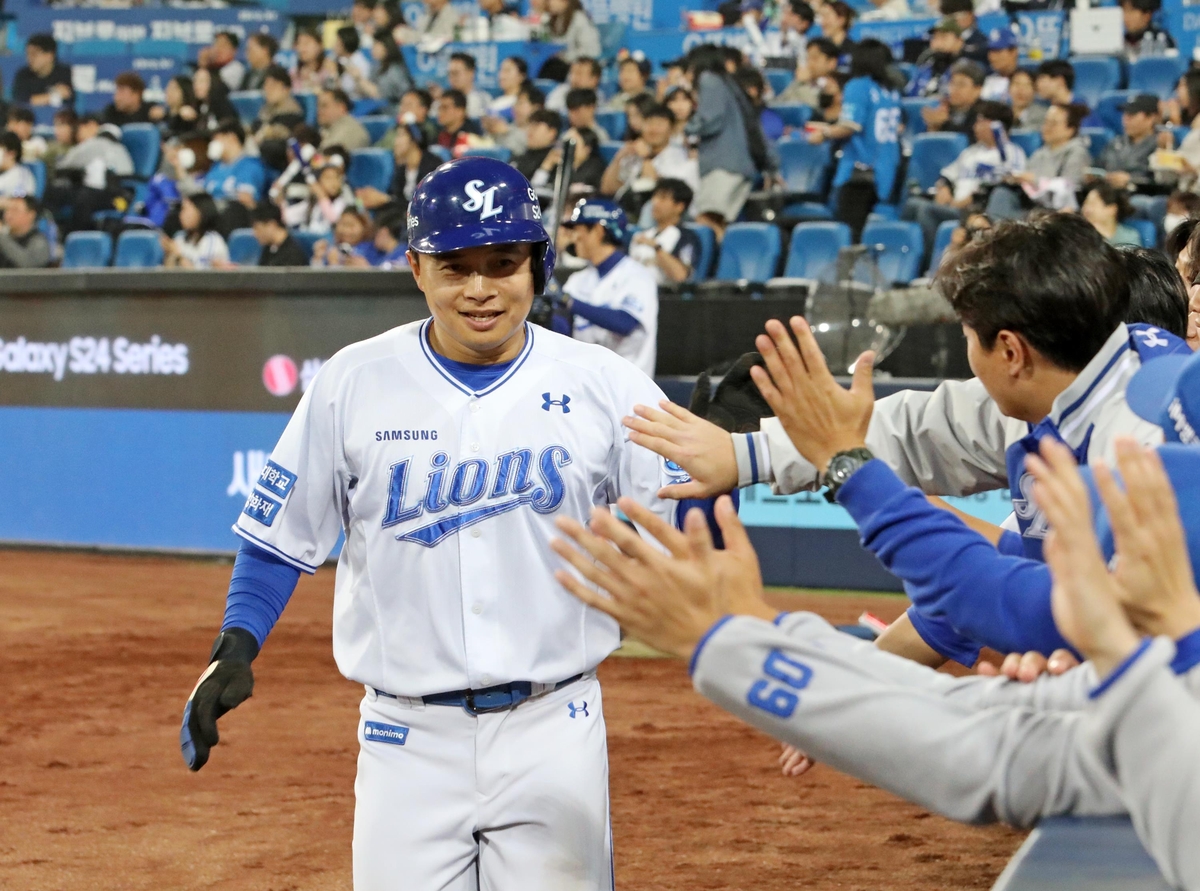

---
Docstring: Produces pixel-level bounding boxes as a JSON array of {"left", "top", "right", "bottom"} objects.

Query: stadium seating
[
  {"left": 227, "top": 228, "right": 262, "bottom": 266},
  {"left": 778, "top": 139, "right": 831, "bottom": 198},
  {"left": 715, "top": 223, "right": 781, "bottom": 282},
  {"left": 291, "top": 230, "right": 324, "bottom": 263},
  {"left": 61, "top": 231, "right": 112, "bottom": 268},
  {"left": 121, "top": 124, "right": 161, "bottom": 180},
  {"left": 1081, "top": 126, "right": 1115, "bottom": 158},
  {"left": 929, "top": 219, "right": 959, "bottom": 273},
  {"left": 907, "top": 132, "right": 968, "bottom": 192},
  {"left": 229, "top": 91, "right": 265, "bottom": 124},
  {"left": 859, "top": 220, "right": 923, "bottom": 286},
  {"left": 683, "top": 222, "right": 715, "bottom": 281},
  {"left": 1008, "top": 128, "right": 1042, "bottom": 158},
  {"left": 113, "top": 230, "right": 164, "bottom": 268},
  {"left": 780, "top": 221, "right": 851, "bottom": 281},
  {"left": 347, "top": 149, "right": 394, "bottom": 192},
  {"left": 24, "top": 160, "right": 45, "bottom": 200},
  {"left": 360, "top": 115, "right": 393, "bottom": 145},
  {"left": 902, "top": 98, "right": 939, "bottom": 137},
  {"left": 1127, "top": 217, "right": 1158, "bottom": 249},
  {"left": 1070, "top": 56, "right": 1123, "bottom": 109},
  {"left": 599, "top": 142, "right": 622, "bottom": 164},
  {"left": 773, "top": 104, "right": 812, "bottom": 129},
  {"left": 764, "top": 69, "right": 792, "bottom": 97},
  {"left": 1128, "top": 55, "right": 1185, "bottom": 100},
  {"left": 429, "top": 145, "right": 452, "bottom": 163},
  {"left": 595, "top": 111, "right": 626, "bottom": 138},
  {"left": 1094, "top": 90, "right": 1134, "bottom": 132},
  {"left": 597, "top": 21, "right": 627, "bottom": 61},
  {"left": 460, "top": 145, "right": 513, "bottom": 162},
  {"left": 131, "top": 39, "right": 190, "bottom": 60},
  {"left": 296, "top": 92, "right": 318, "bottom": 126}
]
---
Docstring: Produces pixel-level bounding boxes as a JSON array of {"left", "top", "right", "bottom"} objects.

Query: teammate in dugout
[
  {"left": 557, "top": 197, "right": 659, "bottom": 377},
  {"left": 178, "top": 157, "right": 709, "bottom": 890}
]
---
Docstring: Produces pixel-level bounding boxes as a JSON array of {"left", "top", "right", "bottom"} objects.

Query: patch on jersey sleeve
[
  {"left": 243, "top": 490, "right": 284, "bottom": 527},
  {"left": 256, "top": 459, "right": 297, "bottom": 498},
  {"left": 661, "top": 456, "right": 692, "bottom": 485}
]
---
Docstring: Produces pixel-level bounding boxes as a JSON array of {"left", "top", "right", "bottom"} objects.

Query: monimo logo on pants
[{"left": 364, "top": 721, "right": 410, "bottom": 746}]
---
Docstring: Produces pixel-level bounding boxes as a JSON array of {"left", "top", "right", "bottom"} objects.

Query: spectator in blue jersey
[
  {"left": 203, "top": 121, "right": 265, "bottom": 211},
  {"left": 345, "top": 209, "right": 409, "bottom": 268},
  {"left": 806, "top": 39, "right": 900, "bottom": 242},
  {"left": 907, "top": 17, "right": 964, "bottom": 99}
]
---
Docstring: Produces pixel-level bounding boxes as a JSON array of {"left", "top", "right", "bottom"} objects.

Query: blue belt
[{"left": 375, "top": 674, "right": 584, "bottom": 716}]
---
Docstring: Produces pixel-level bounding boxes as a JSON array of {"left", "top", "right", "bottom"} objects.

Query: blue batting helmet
[
  {"left": 407, "top": 157, "right": 556, "bottom": 294},
  {"left": 562, "top": 197, "right": 630, "bottom": 246}
]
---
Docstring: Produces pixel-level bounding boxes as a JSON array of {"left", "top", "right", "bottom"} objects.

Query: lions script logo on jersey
[
  {"left": 381, "top": 447, "right": 573, "bottom": 547},
  {"left": 462, "top": 180, "right": 504, "bottom": 220}
]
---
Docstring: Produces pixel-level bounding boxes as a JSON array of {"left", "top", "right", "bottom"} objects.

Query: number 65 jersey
[{"left": 234, "top": 319, "right": 682, "bottom": 698}]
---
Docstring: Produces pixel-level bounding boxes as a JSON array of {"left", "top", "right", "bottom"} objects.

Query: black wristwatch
[{"left": 822, "top": 447, "right": 874, "bottom": 502}]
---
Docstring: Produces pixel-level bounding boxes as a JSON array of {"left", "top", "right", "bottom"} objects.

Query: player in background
[
  {"left": 178, "top": 158, "right": 696, "bottom": 890},
  {"left": 558, "top": 197, "right": 659, "bottom": 377},
  {"left": 805, "top": 38, "right": 901, "bottom": 243}
]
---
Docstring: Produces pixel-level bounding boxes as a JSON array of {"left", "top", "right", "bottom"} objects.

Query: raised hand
[{"left": 623, "top": 401, "right": 738, "bottom": 498}]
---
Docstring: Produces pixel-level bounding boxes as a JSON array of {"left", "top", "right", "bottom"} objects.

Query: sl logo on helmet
[{"left": 462, "top": 180, "right": 504, "bottom": 221}]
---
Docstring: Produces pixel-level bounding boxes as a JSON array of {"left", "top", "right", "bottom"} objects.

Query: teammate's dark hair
[
  {"left": 936, "top": 214, "right": 1130, "bottom": 371},
  {"left": 530, "top": 108, "right": 563, "bottom": 133},
  {"left": 26, "top": 33, "right": 56, "bottom": 56},
  {"left": 450, "top": 51, "right": 477, "bottom": 71},
  {"left": 441, "top": 89, "right": 468, "bottom": 110},
  {"left": 518, "top": 83, "right": 546, "bottom": 106},
  {"left": 808, "top": 37, "right": 838, "bottom": 60},
  {"left": 565, "top": 87, "right": 598, "bottom": 110},
  {"left": 1036, "top": 59, "right": 1075, "bottom": 91},
  {"left": 1118, "top": 246, "right": 1188, "bottom": 338},
  {"left": 336, "top": 25, "right": 360, "bottom": 55},
  {"left": 849, "top": 38, "right": 892, "bottom": 85},
  {"left": 654, "top": 177, "right": 694, "bottom": 208},
  {"left": 976, "top": 100, "right": 1013, "bottom": 132}
]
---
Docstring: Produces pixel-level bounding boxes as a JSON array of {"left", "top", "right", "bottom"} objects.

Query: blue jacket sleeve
[
  {"left": 221, "top": 539, "right": 303, "bottom": 648},
  {"left": 836, "top": 460, "right": 1074, "bottom": 657},
  {"left": 570, "top": 298, "right": 640, "bottom": 336},
  {"left": 676, "top": 490, "right": 741, "bottom": 549}
]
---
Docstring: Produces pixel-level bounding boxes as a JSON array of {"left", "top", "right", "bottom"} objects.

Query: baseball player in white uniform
[
  {"left": 559, "top": 198, "right": 659, "bottom": 378},
  {"left": 178, "top": 158, "right": 690, "bottom": 890}
]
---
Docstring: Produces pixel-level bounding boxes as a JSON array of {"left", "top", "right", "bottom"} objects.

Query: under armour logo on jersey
[
  {"left": 542, "top": 393, "right": 571, "bottom": 413},
  {"left": 1135, "top": 327, "right": 1169, "bottom": 349},
  {"left": 568, "top": 701, "right": 588, "bottom": 719},
  {"left": 462, "top": 179, "right": 504, "bottom": 220}
]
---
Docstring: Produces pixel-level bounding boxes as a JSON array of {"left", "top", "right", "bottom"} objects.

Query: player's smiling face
[{"left": 409, "top": 242, "right": 536, "bottom": 364}]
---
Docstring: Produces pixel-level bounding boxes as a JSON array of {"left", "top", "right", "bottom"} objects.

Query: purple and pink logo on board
[{"left": 262, "top": 355, "right": 325, "bottom": 397}]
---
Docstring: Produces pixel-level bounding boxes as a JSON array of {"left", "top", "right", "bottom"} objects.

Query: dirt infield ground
[{"left": 0, "top": 549, "right": 1023, "bottom": 890}]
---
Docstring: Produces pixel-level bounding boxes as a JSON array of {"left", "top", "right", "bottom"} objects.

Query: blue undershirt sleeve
[
  {"left": 221, "top": 539, "right": 303, "bottom": 649},
  {"left": 836, "top": 460, "right": 1075, "bottom": 658},
  {"left": 570, "top": 298, "right": 640, "bottom": 336},
  {"left": 675, "top": 490, "right": 741, "bottom": 549}
]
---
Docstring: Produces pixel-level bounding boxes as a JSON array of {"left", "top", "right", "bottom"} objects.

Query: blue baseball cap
[
  {"left": 1125, "top": 350, "right": 1200, "bottom": 444},
  {"left": 561, "top": 197, "right": 631, "bottom": 245},
  {"left": 987, "top": 27, "right": 1018, "bottom": 50}
]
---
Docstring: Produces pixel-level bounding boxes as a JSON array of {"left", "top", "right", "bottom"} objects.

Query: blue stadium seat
[
  {"left": 773, "top": 104, "right": 811, "bottom": 129},
  {"left": 1128, "top": 55, "right": 1185, "bottom": 100},
  {"left": 32, "top": 107, "right": 57, "bottom": 128},
  {"left": 715, "top": 223, "right": 782, "bottom": 282},
  {"left": 929, "top": 218, "right": 959, "bottom": 273},
  {"left": 1071, "top": 56, "right": 1124, "bottom": 109},
  {"left": 229, "top": 91, "right": 265, "bottom": 124},
  {"left": 1127, "top": 217, "right": 1157, "bottom": 248},
  {"left": 765, "top": 69, "right": 792, "bottom": 96},
  {"left": 460, "top": 145, "right": 512, "bottom": 162},
  {"left": 61, "top": 231, "right": 113, "bottom": 268},
  {"left": 429, "top": 145, "right": 452, "bottom": 163},
  {"left": 296, "top": 92, "right": 318, "bottom": 125},
  {"left": 594, "top": 110, "right": 626, "bottom": 139},
  {"left": 352, "top": 98, "right": 387, "bottom": 117},
  {"left": 902, "top": 98, "right": 939, "bottom": 137},
  {"left": 778, "top": 139, "right": 831, "bottom": 197},
  {"left": 113, "top": 229, "right": 164, "bottom": 268},
  {"left": 24, "top": 160, "right": 45, "bottom": 200},
  {"left": 907, "top": 132, "right": 968, "bottom": 192},
  {"left": 599, "top": 141, "right": 622, "bottom": 164},
  {"left": 683, "top": 222, "right": 715, "bottom": 281},
  {"left": 783, "top": 200, "right": 834, "bottom": 219},
  {"left": 534, "top": 78, "right": 559, "bottom": 97},
  {"left": 859, "top": 220, "right": 923, "bottom": 285},
  {"left": 1094, "top": 90, "right": 1134, "bottom": 132},
  {"left": 869, "top": 202, "right": 898, "bottom": 220},
  {"left": 1081, "top": 126, "right": 1115, "bottom": 158},
  {"left": 132, "top": 39, "right": 190, "bottom": 60},
  {"left": 597, "top": 20, "right": 626, "bottom": 61},
  {"left": 360, "top": 115, "right": 392, "bottom": 144},
  {"left": 781, "top": 221, "right": 851, "bottom": 281},
  {"left": 227, "top": 228, "right": 262, "bottom": 266},
  {"left": 347, "top": 148, "right": 394, "bottom": 191},
  {"left": 1008, "top": 128, "right": 1042, "bottom": 157},
  {"left": 291, "top": 230, "right": 324, "bottom": 263},
  {"left": 121, "top": 124, "right": 160, "bottom": 180}
]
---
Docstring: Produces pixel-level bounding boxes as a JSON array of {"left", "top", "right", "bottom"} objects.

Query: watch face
[{"left": 828, "top": 454, "right": 856, "bottom": 484}]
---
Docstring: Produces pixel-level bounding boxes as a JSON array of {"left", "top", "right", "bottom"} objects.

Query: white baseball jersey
[
  {"left": 233, "top": 318, "right": 681, "bottom": 698},
  {"left": 563, "top": 254, "right": 659, "bottom": 377}
]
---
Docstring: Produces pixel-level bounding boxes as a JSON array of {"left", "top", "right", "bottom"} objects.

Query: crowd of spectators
[{"left": 1, "top": 0, "right": 1196, "bottom": 276}]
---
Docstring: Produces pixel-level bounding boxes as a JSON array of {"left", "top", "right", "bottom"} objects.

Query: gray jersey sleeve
[
  {"left": 1081, "top": 637, "right": 1200, "bottom": 891},
  {"left": 758, "top": 378, "right": 1019, "bottom": 495},
  {"left": 690, "top": 612, "right": 1125, "bottom": 826}
]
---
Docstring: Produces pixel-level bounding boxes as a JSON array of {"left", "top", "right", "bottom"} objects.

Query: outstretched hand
[
  {"left": 550, "top": 496, "right": 775, "bottom": 659},
  {"left": 749, "top": 316, "right": 875, "bottom": 475},
  {"left": 623, "top": 401, "right": 739, "bottom": 499}
]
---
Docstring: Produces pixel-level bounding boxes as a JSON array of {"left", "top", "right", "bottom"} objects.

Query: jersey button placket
[{"left": 460, "top": 402, "right": 494, "bottom": 690}]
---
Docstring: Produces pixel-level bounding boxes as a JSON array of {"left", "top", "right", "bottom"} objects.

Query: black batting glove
[{"left": 180, "top": 628, "right": 259, "bottom": 771}]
